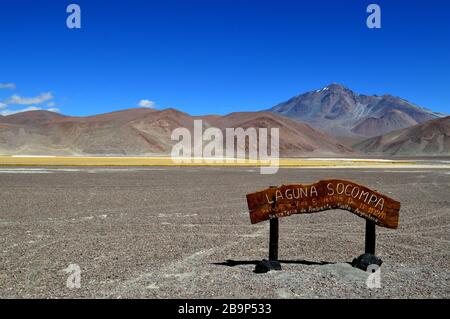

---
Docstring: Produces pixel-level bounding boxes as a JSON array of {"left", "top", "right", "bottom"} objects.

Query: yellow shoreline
[{"left": 0, "top": 156, "right": 420, "bottom": 167}]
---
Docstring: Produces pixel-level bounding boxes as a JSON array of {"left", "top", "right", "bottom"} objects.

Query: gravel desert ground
[{"left": 0, "top": 166, "right": 449, "bottom": 298}]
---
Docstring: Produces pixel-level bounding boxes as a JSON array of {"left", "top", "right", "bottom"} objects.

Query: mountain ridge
[
  {"left": 0, "top": 108, "right": 352, "bottom": 157},
  {"left": 1, "top": 83, "right": 447, "bottom": 157},
  {"left": 269, "top": 83, "right": 443, "bottom": 140},
  {"left": 354, "top": 116, "right": 450, "bottom": 155}
]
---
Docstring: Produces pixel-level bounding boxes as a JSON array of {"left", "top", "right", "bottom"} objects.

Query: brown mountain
[
  {"left": 0, "top": 108, "right": 352, "bottom": 157},
  {"left": 351, "top": 109, "right": 418, "bottom": 137},
  {"left": 270, "top": 83, "right": 443, "bottom": 140},
  {"left": 353, "top": 116, "right": 450, "bottom": 155},
  {"left": 208, "top": 112, "right": 352, "bottom": 156}
]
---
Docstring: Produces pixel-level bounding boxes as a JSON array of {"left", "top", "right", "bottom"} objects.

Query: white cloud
[
  {"left": 0, "top": 106, "right": 60, "bottom": 115},
  {"left": 0, "top": 83, "right": 16, "bottom": 90},
  {"left": 6, "top": 92, "right": 53, "bottom": 105},
  {"left": 0, "top": 106, "right": 42, "bottom": 116},
  {"left": 138, "top": 99, "right": 156, "bottom": 108},
  {"left": 1, "top": 87, "right": 61, "bottom": 116}
]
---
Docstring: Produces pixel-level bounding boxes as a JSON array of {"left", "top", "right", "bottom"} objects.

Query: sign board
[{"left": 246, "top": 179, "right": 400, "bottom": 229}]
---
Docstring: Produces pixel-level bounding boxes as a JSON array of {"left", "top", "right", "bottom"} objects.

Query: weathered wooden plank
[{"left": 246, "top": 179, "right": 401, "bottom": 229}]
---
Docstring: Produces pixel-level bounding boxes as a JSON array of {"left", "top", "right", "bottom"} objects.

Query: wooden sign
[{"left": 246, "top": 179, "right": 400, "bottom": 229}]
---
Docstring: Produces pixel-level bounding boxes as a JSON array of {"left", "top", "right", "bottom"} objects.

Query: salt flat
[{"left": 0, "top": 166, "right": 449, "bottom": 298}]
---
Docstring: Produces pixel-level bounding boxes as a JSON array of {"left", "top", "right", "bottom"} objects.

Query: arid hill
[
  {"left": 0, "top": 108, "right": 352, "bottom": 157},
  {"left": 353, "top": 116, "right": 450, "bottom": 155}
]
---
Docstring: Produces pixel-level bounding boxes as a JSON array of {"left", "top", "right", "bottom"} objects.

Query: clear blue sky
[{"left": 0, "top": 0, "right": 449, "bottom": 116}]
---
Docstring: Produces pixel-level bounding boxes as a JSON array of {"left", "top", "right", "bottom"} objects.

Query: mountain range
[
  {"left": 0, "top": 83, "right": 448, "bottom": 157},
  {"left": 0, "top": 108, "right": 352, "bottom": 156}
]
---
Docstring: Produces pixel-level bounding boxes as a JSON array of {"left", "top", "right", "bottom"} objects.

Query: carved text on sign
[{"left": 246, "top": 180, "right": 400, "bottom": 229}]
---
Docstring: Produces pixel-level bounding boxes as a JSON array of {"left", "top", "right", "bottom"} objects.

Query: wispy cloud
[
  {"left": 0, "top": 106, "right": 42, "bottom": 116},
  {"left": 0, "top": 83, "right": 16, "bottom": 90},
  {"left": 6, "top": 92, "right": 53, "bottom": 105},
  {"left": 138, "top": 99, "right": 156, "bottom": 108},
  {"left": 0, "top": 106, "right": 61, "bottom": 116},
  {"left": 0, "top": 84, "right": 60, "bottom": 116}
]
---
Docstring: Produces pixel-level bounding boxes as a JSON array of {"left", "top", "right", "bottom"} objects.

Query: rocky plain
[{"left": 0, "top": 165, "right": 448, "bottom": 298}]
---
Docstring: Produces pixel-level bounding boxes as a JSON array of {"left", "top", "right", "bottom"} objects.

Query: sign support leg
[
  {"left": 269, "top": 217, "right": 279, "bottom": 261},
  {"left": 353, "top": 219, "right": 381, "bottom": 270},
  {"left": 365, "top": 219, "right": 376, "bottom": 255}
]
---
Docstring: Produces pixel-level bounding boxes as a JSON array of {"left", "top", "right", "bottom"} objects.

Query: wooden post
[
  {"left": 365, "top": 219, "right": 376, "bottom": 255},
  {"left": 268, "top": 185, "right": 279, "bottom": 261},
  {"left": 269, "top": 217, "right": 279, "bottom": 261}
]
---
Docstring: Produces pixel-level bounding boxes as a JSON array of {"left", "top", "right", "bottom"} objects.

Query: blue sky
[{"left": 0, "top": 0, "right": 449, "bottom": 116}]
